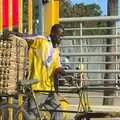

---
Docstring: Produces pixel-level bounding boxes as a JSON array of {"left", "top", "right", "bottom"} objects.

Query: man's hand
[{"left": 54, "top": 67, "right": 67, "bottom": 76}]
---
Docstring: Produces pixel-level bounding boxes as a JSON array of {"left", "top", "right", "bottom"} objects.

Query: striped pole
[
  {"left": 18, "top": 0, "right": 23, "bottom": 33},
  {"left": 8, "top": 1, "right": 13, "bottom": 119},
  {"left": 8, "top": 97, "right": 13, "bottom": 120},
  {"left": 8, "top": 0, "right": 13, "bottom": 31},
  {"left": 18, "top": 95, "right": 23, "bottom": 120},
  {"left": 28, "top": 0, "right": 33, "bottom": 34},
  {"left": 18, "top": 0, "right": 24, "bottom": 119},
  {"left": 8, "top": 1, "right": 13, "bottom": 116},
  {"left": 0, "top": 0, "right": 3, "bottom": 33}
]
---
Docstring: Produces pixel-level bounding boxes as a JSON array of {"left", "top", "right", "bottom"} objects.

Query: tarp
[{"left": 3, "top": 0, "right": 18, "bottom": 27}]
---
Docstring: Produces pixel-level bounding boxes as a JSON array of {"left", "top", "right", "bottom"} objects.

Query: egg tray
[{"left": 0, "top": 33, "right": 28, "bottom": 95}]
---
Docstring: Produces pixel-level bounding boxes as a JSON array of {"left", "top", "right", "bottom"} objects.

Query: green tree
[
  {"left": 60, "top": 1, "right": 72, "bottom": 17},
  {"left": 60, "top": 2, "right": 107, "bottom": 36},
  {"left": 60, "top": 2, "right": 102, "bottom": 17}
]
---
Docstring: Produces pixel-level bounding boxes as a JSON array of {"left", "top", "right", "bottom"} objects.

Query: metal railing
[
  {"left": 60, "top": 16, "right": 120, "bottom": 102},
  {"left": 60, "top": 16, "right": 120, "bottom": 22}
]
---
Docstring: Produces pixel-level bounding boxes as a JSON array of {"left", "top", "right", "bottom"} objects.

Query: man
[{"left": 27, "top": 24, "right": 65, "bottom": 120}]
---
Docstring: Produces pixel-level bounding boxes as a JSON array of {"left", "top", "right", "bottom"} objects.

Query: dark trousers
[{"left": 27, "top": 93, "right": 63, "bottom": 120}]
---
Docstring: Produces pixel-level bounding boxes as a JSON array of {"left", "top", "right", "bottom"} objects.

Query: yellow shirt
[{"left": 27, "top": 36, "right": 61, "bottom": 91}]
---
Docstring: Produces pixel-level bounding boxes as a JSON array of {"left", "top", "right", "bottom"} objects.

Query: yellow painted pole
[
  {"left": 18, "top": 95, "right": 23, "bottom": 120},
  {"left": 18, "top": 0, "right": 24, "bottom": 119},
  {"left": 28, "top": 0, "right": 33, "bottom": 34},
  {"left": 8, "top": 0, "right": 13, "bottom": 31},
  {"left": 44, "top": 0, "right": 59, "bottom": 35},
  {"left": 53, "top": 0, "right": 59, "bottom": 24},
  {"left": 8, "top": 1, "right": 13, "bottom": 118},
  {"left": 0, "top": 0, "right": 3, "bottom": 33},
  {"left": 8, "top": 97, "right": 13, "bottom": 120},
  {"left": 18, "top": 0, "right": 23, "bottom": 33}
]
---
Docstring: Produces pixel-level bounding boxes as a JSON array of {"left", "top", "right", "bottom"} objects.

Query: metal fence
[{"left": 60, "top": 16, "right": 120, "bottom": 103}]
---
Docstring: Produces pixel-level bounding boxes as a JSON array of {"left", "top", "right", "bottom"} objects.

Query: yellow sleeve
[{"left": 27, "top": 37, "right": 43, "bottom": 80}]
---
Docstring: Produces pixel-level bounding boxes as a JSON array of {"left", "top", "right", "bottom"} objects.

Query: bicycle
[{"left": 0, "top": 79, "right": 47, "bottom": 120}]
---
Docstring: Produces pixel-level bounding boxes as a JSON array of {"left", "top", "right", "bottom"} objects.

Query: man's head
[{"left": 50, "top": 24, "right": 64, "bottom": 47}]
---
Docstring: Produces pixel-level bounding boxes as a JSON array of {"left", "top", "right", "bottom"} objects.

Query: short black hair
[
  {"left": 42, "top": 0, "right": 49, "bottom": 4},
  {"left": 51, "top": 24, "right": 64, "bottom": 33}
]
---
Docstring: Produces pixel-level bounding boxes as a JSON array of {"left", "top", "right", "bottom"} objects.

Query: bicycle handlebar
[
  {"left": 16, "top": 79, "right": 39, "bottom": 94},
  {"left": 17, "top": 79, "right": 39, "bottom": 87}
]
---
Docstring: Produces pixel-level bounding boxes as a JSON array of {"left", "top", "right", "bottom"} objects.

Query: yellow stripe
[
  {"left": 0, "top": 0, "right": 3, "bottom": 33},
  {"left": 8, "top": 0, "right": 13, "bottom": 31},
  {"left": 18, "top": 1, "right": 24, "bottom": 119},
  {"left": 18, "top": 95, "right": 23, "bottom": 120},
  {"left": 28, "top": 0, "right": 33, "bottom": 34},
  {"left": 8, "top": 97, "right": 13, "bottom": 120},
  {"left": 44, "top": 0, "right": 59, "bottom": 35},
  {"left": 18, "top": 0, "right": 23, "bottom": 33}
]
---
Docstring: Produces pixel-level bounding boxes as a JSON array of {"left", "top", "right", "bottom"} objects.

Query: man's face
[{"left": 51, "top": 28, "right": 64, "bottom": 45}]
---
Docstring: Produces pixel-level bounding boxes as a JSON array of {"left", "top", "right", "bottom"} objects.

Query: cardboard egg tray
[{"left": 0, "top": 33, "right": 28, "bottom": 95}]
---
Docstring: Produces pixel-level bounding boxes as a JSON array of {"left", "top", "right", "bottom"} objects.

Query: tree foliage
[
  {"left": 60, "top": 2, "right": 102, "bottom": 17},
  {"left": 60, "top": 1, "right": 107, "bottom": 35}
]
